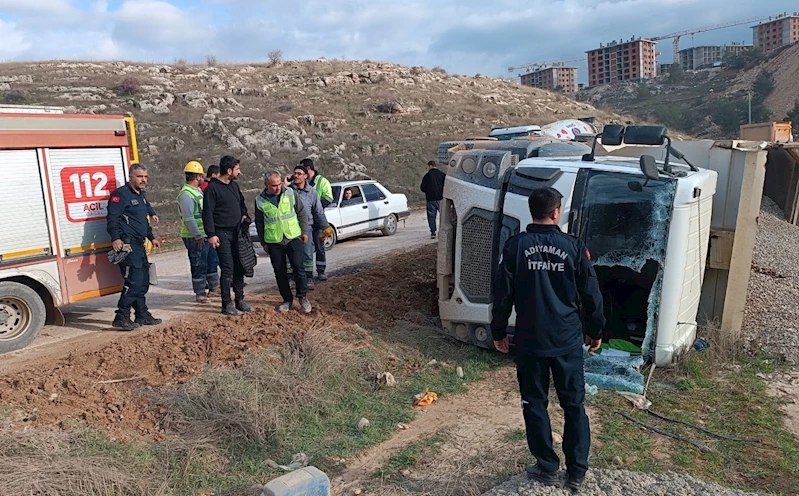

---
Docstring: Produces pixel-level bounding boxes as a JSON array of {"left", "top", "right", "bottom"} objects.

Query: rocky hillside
[
  {"left": 578, "top": 43, "right": 799, "bottom": 139},
  {"left": 0, "top": 60, "right": 621, "bottom": 218}
]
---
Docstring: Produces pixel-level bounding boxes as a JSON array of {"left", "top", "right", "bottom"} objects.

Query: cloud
[{"left": 0, "top": 18, "right": 29, "bottom": 60}]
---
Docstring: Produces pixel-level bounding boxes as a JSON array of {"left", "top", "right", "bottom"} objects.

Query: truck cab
[{"left": 437, "top": 125, "right": 717, "bottom": 367}]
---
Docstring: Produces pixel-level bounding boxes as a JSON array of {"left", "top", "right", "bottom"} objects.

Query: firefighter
[
  {"left": 490, "top": 187, "right": 605, "bottom": 493},
  {"left": 177, "top": 161, "right": 220, "bottom": 303},
  {"left": 255, "top": 171, "right": 312, "bottom": 313},
  {"left": 300, "top": 158, "right": 332, "bottom": 280},
  {"left": 107, "top": 163, "right": 162, "bottom": 330}
]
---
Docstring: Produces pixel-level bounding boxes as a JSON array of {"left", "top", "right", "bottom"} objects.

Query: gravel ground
[
  {"left": 481, "top": 469, "right": 762, "bottom": 496},
  {"left": 743, "top": 196, "right": 799, "bottom": 365}
]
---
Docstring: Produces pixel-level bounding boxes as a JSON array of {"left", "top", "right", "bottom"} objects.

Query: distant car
[{"left": 249, "top": 180, "right": 410, "bottom": 249}]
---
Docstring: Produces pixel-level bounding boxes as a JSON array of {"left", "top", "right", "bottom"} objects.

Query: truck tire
[
  {"left": 0, "top": 281, "right": 46, "bottom": 354},
  {"left": 381, "top": 214, "right": 398, "bottom": 236}
]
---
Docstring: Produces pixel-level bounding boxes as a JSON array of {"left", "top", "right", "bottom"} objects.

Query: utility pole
[{"left": 748, "top": 89, "right": 752, "bottom": 124}]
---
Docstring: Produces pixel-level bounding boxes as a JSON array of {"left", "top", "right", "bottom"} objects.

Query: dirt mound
[{"left": 0, "top": 246, "right": 438, "bottom": 438}]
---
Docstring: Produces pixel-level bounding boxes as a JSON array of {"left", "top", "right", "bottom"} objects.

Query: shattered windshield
[{"left": 576, "top": 171, "right": 676, "bottom": 272}]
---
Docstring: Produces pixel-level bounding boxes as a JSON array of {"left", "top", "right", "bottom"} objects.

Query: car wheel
[
  {"left": 0, "top": 281, "right": 46, "bottom": 354},
  {"left": 323, "top": 227, "right": 337, "bottom": 249},
  {"left": 381, "top": 214, "right": 398, "bottom": 236}
]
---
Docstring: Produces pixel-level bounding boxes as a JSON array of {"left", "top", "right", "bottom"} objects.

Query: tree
[
  {"left": 666, "top": 63, "right": 684, "bottom": 84},
  {"left": 268, "top": 50, "right": 283, "bottom": 66}
]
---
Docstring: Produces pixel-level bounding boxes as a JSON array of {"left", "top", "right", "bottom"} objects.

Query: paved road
[{"left": 0, "top": 212, "right": 434, "bottom": 371}]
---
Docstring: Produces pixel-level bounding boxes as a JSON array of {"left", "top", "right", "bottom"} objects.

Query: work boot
[
  {"left": 299, "top": 297, "right": 312, "bottom": 314},
  {"left": 277, "top": 302, "right": 292, "bottom": 313},
  {"left": 207, "top": 286, "right": 220, "bottom": 297},
  {"left": 222, "top": 304, "right": 242, "bottom": 316},
  {"left": 135, "top": 313, "right": 162, "bottom": 326},
  {"left": 235, "top": 300, "right": 253, "bottom": 312},
  {"left": 317, "top": 272, "right": 328, "bottom": 281},
  {"left": 307, "top": 278, "right": 315, "bottom": 290},
  {"left": 564, "top": 474, "right": 584, "bottom": 493},
  {"left": 111, "top": 316, "right": 140, "bottom": 331},
  {"left": 195, "top": 293, "right": 208, "bottom": 303},
  {"left": 431, "top": 232, "right": 437, "bottom": 239},
  {"left": 526, "top": 464, "right": 561, "bottom": 487}
]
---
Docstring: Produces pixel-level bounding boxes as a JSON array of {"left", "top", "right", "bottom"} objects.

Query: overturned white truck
[{"left": 436, "top": 124, "right": 767, "bottom": 374}]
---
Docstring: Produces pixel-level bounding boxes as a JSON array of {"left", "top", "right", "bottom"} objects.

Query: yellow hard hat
[{"left": 184, "top": 160, "right": 204, "bottom": 174}]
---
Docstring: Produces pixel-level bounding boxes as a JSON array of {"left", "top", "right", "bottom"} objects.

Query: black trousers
[
  {"left": 312, "top": 228, "right": 327, "bottom": 275},
  {"left": 516, "top": 346, "right": 590, "bottom": 479},
  {"left": 268, "top": 237, "right": 307, "bottom": 303},
  {"left": 116, "top": 244, "right": 150, "bottom": 320},
  {"left": 216, "top": 228, "right": 245, "bottom": 306},
  {"left": 426, "top": 200, "right": 440, "bottom": 235}
]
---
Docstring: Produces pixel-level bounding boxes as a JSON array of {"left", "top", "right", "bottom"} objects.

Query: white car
[{"left": 249, "top": 180, "right": 410, "bottom": 249}]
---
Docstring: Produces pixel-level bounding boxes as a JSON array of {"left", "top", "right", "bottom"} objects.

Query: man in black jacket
[
  {"left": 490, "top": 187, "right": 605, "bottom": 492},
  {"left": 419, "top": 160, "right": 445, "bottom": 239},
  {"left": 201, "top": 155, "right": 252, "bottom": 316}
]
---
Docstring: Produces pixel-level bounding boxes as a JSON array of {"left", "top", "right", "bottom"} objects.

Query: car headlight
[{"left": 483, "top": 161, "right": 497, "bottom": 178}]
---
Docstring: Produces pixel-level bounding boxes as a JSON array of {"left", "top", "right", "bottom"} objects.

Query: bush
[
  {"left": 115, "top": 77, "right": 141, "bottom": 96},
  {"left": 268, "top": 49, "right": 283, "bottom": 66},
  {"left": 206, "top": 55, "right": 218, "bottom": 66},
  {"left": 174, "top": 58, "right": 187, "bottom": 70},
  {"left": 2, "top": 88, "right": 30, "bottom": 103},
  {"left": 431, "top": 65, "right": 447, "bottom": 74}
]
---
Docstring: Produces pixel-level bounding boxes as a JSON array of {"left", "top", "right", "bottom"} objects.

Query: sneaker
[
  {"left": 299, "top": 297, "right": 312, "bottom": 314},
  {"left": 307, "top": 278, "right": 315, "bottom": 290},
  {"left": 525, "top": 464, "right": 561, "bottom": 487},
  {"left": 222, "top": 304, "right": 242, "bottom": 316},
  {"left": 235, "top": 300, "right": 253, "bottom": 312},
  {"left": 135, "top": 313, "right": 162, "bottom": 326},
  {"left": 317, "top": 272, "right": 328, "bottom": 281},
  {"left": 431, "top": 233, "right": 437, "bottom": 239},
  {"left": 111, "top": 316, "right": 140, "bottom": 331},
  {"left": 195, "top": 293, "right": 208, "bottom": 303},
  {"left": 564, "top": 474, "right": 584, "bottom": 493},
  {"left": 277, "top": 302, "right": 292, "bottom": 313}
]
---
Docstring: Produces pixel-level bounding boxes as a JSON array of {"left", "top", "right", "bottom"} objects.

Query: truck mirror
[
  {"left": 640, "top": 155, "right": 660, "bottom": 180},
  {"left": 600, "top": 124, "right": 625, "bottom": 146},
  {"left": 628, "top": 181, "right": 643, "bottom": 192},
  {"left": 624, "top": 125, "right": 667, "bottom": 146}
]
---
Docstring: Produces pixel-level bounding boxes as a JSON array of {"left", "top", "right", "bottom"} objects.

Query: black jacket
[
  {"left": 106, "top": 183, "right": 155, "bottom": 243},
  {"left": 490, "top": 224, "right": 605, "bottom": 357},
  {"left": 202, "top": 178, "right": 248, "bottom": 238},
  {"left": 420, "top": 167, "right": 445, "bottom": 202}
]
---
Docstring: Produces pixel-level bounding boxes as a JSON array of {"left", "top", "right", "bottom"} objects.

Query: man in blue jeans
[
  {"left": 420, "top": 160, "right": 445, "bottom": 239},
  {"left": 177, "top": 161, "right": 219, "bottom": 303},
  {"left": 290, "top": 164, "right": 329, "bottom": 290},
  {"left": 491, "top": 187, "right": 605, "bottom": 493}
]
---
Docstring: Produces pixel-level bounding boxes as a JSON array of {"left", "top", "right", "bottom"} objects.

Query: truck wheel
[
  {"left": 381, "top": 214, "right": 398, "bottom": 236},
  {"left": 469, "top": 325, "right": 497, "bottom": 351},
  {"left": 323, "top": 228, "right": 337, "bottom": 250},
  {"left": 0, "top": 281, "right": 46, "bottom": 354}
]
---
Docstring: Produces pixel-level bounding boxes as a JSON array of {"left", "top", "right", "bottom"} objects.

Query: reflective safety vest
[
  {"left": 177, "top": 184, "right": 205, "bottom": 238},
  {"left": 256, "top": 188, "right": 302, "bottom": 243}
]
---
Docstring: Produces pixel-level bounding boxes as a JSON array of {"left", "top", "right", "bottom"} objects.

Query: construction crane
[
  {"left": 508, "top": 57, "right": 584, "bottom": 75},
  {"left": 651, "top": 15, "right": 772, "bottom": 64}
]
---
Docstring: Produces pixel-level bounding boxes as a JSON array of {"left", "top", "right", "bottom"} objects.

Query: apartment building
[
  {"left": 586, "top": 37, "right": 656, "bottom": 87},
  {"left": 678, "top": 43, "right": 752, "bottom": 71},
  {"left": 752, "top": 13, "right": 799, "bottom": 53},
  {"left": 520, "top": 65, "right": 577, "bottom": 93}
]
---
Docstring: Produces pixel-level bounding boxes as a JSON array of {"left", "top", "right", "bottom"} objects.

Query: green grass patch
[
  {"left": 589, "top": 353, "right": 799, "bottom": 495},
  {"left": 382, "top": 433, "right": 449, "bottom": 474}
]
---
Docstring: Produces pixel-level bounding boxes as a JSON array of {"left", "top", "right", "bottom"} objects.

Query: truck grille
[{"left": 460, "top": 212, "right": 496, "bottom": 303}]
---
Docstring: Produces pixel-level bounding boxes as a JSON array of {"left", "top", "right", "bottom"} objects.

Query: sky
[{"left": 0, "top": 0, "right": 797, "bottom": 83}]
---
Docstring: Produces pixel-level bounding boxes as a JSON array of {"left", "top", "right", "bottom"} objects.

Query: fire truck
[{"left": 0, "top": 106, "right": 140, "bottom": 353}]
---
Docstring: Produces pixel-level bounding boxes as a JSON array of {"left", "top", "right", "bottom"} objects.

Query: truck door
[
  {"left": 0, "top": 149, "right": 53, "bottom": 265},
  {"left": 45, "top": 147, "right": 128, "bottom": 303}
]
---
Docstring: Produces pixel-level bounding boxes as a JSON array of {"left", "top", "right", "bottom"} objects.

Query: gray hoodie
[{"left": 291, "top": 182, "right": 330, "bottom": 234}]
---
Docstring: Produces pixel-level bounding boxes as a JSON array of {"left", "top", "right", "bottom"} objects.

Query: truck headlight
[
  {"left": 483, "top": 161, "right": 497, "bottom": 178},
  {"left": 461, "top": 157, "right": 476, "bottom": 174}
]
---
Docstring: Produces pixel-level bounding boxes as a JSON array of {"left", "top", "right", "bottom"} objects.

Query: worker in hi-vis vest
[
  {"left": 255, "top": 170, "right": 312, "bottom": 314},
  {"left": 177, "top": 161, "right": 220, "bottom": 303}
]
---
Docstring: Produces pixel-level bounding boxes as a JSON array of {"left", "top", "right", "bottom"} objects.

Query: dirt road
[{"left": 0, "top": 213, "right": 433, "bottom": 374}]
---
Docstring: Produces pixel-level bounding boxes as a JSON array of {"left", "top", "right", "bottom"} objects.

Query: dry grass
[
  {"left": 0, "top": 428, "right": 151, "bottom": 496},
  {"left": 156, "top": 325, "right": 382, "bottom": 444},
  {"left": 695, "top": 318, "right": 745, "bottom": 366}
]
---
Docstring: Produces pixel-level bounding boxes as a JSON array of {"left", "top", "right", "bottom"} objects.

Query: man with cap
[
  {"left": 202, "top": 155, "right": 252, "bottom": 316},
  {"left": 300, "top": 158, "right": 333, "bottom": 281},
  {"left": 291, "top": 163, "right": 330, "bottom": 290},
  {"left": 255, "top": 171, "right": 313, "bottom": 313},
  {"left": 178, "top": 160, "right": 220, "bottom": 303},
  {"left": 107, "top": 163, "right": 162, "bottom": 330}
]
